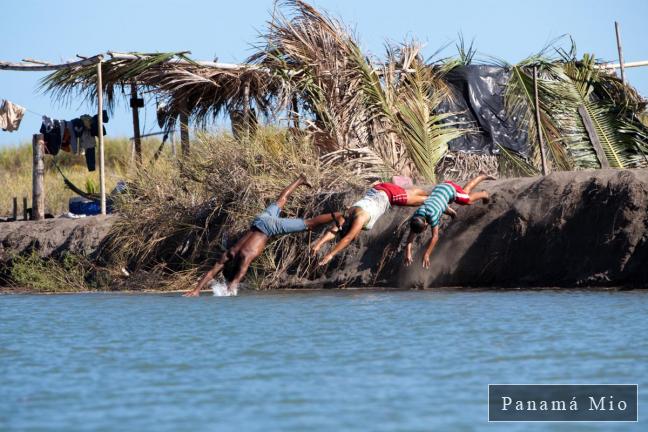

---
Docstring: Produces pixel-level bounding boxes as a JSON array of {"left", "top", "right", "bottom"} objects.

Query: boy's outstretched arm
[
  {"left": 422, "top": 226, "right": 440, "bottom": 269},
  {"left": 404, "top": 230, "right": 417, "bottom": 266},
  {"left": 311, "top": 229, "right": 336, "bottom": 255},
  {"left": 318, "top": 216, "right": 365, "bottom": 266},
  {"left": 184, "top": 260, "right": 225, "bottom": 297},
  {"left": 444, "top": 207, "right": 457, "bottom": 219},
  {"left": 311, "top": 213, "right": 345, "bottom": 255}
]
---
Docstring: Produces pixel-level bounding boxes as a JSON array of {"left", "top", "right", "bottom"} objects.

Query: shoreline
[
  {"left": 1, "top": 285, "right": 643, "bottom": 295},
  {"left": 3, "top": 170, "right": 648, "bottom": 291}
]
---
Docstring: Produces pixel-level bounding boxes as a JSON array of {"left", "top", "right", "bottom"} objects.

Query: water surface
[{"left": 1, "top": 289, "right": 647, "bottom": 431}]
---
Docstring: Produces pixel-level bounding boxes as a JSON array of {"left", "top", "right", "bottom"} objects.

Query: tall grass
[
  {"left": 0, "top": 136, "right": 175, "bottom": 216},
  {"left": 106, "top": 128, "right": 365, "bottom": 290}
]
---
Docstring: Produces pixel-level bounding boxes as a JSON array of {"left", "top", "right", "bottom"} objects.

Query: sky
[{"left": 1, "top": 0, "right": 647, "bottom": 147}]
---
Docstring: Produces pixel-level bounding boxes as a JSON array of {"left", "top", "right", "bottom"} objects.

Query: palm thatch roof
[{"left": 40, "top": 51, "right": 278, "bottom": 127}]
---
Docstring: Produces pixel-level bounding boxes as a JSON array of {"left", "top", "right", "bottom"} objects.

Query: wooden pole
[
  {"left": 243, "top": 82, "right": 251, "bottom": 138},
  {"left": 12, "top": 197, "right": 17, "bottom": 221},
  {"left": 533, "top": 66, "right": 549, "bottom": 176},
  {"left": 32, "top": 134, "right": 45, "bottom": 220},
  {"left": 291, "top": 94, "right": 300, "bottom": 129},
  {"left": 180, "top": 110, "right": 190, "bottom": 156},
  {"left": 22, "top": 197, "right": 27, "bottom": 220},
  {"left": 97, "top": 60, "right": 106, "bottom": 215},
  {"left": 130, "top": 81, "right": 142, "bottom": 165},
  {"left": 615, "top": 21, "right": 626, "bottom": 84}
]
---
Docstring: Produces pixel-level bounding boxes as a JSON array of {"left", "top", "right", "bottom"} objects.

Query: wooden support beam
[
  {"left": 578, "top": 105, "right": 611, "bottom": 169},
  {"left": 130, "top": 82, "right": 142, "bottom": 165},
  {"left": 596, "top": 60, "right": 648, "bottom": 70},
  {"left": 107, "top": 51, "right": 249, "bottom": 70},
  {"left": 22, "top": 197, "right": 27, "bottom": 221},
  {"left": 243, "top": 83, "right": 251, "bottom": 138},
  {"left": 0, "top": 54, "right": 103, "bottom": 71},
  {"left": 291, "top": 94, "right": 300, "bottom": 129},
  {"left": 21, "top": 58, "right": 53, "bottom": 66},
  {"left": 533, "top": 66, "right": 549, "bottom": 176},
  {"left": 97, "top": 61, "right": 106, "bottom": 214},
  {"left": 180, "top": 112, "right": 190, "bottom": 156},
  {"left": 12, "top": 197, "right": 17, "bottom": 221},
  {"left": 32, "top": 134, "right": 45, "bottom": 220},
  {"left": 615, "top": 21, "right": 626, "bottom": 85}
]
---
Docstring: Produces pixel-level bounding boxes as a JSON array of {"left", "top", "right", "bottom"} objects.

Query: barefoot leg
[
  {"left": 404, "top": 187, "right": 429, "bottom": 206},
  {"left": 468, "top": 191, "right": 490, "bottom": 204},
  {"left": 275, "top": 174, "right": 310, "bottom": 209},
  {"left": 463, "top": 173, "right": 496, "bottom": 193}
]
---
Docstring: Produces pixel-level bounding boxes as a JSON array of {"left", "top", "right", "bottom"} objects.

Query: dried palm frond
[
  {"left": 436, "top": 151, "right": 499, "bottom": 182},
  {"left": 40, "top": 52, "right": 277, "bottom": 127},
  {"left": 249, "top": 0, "right": 371, "bottom": 150}
]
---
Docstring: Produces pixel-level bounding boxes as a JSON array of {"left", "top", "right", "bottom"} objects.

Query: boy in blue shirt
[{"left": 405, "top": 173, "right": 494, "bottom": 268}]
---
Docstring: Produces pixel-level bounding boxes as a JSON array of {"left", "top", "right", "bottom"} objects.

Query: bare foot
[
  {"left": 299, "top": 173, "right": 313, "bottom": 189},
  {"left": 480, "top": 171, "right": 497, "bottom": 181},
  {"left": 228, "top": 283, "right": 239, "bottom": 296},
  {"left": 318, "top": 254, "right": 333, "bottom": 266}
]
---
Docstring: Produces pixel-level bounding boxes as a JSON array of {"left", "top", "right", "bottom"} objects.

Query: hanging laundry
[
  {"left": 0, "top": 99, "right": 26, "bottom": 132},
  {"left": 91, "top": 109, "right": 109, "bottom": 137},
  {"left": 71, "top": 117, "right": 85, "bottom": 153},
  {"left": 61, "top": 121, "right": 72, "bottom": 152},
  {"left": 40, "top": 116, "right": 62, "bottom": 155},
  {"left": 85, "top": 146, "right": 96, "bottom": 171},
  {"left": 156, "top": 100, "right": 172, "bottom": 129},
  {"left": 78, "top": 115, "right": 96, "bottom": 150},
  {"left": 67, "top": 119, "right": 79, "bottom": 153}
]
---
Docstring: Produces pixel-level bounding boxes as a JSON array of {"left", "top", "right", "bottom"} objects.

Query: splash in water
[{"left": 210, "top": 280, "right": 237, "bottom": 297}]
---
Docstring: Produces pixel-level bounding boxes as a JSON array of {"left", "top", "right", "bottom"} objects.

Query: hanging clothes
[
  {"left": 40, "top": 116, "right": 62, "bottom": 155},
  {"left": 0, "top": 99, "right": 26, "bottom": 132},
  {"left": 85, "top": 146, "right": 96, "bottom": 171},
  {"left": 66, "top": 119, "right": 79, "bottom": 153},
  {"left": 78, "top": 115, "right": 96, "bottom": 150},
  {"left": 61, "top": 121, "right": 72, "bottom": 152},
  {"left": 71, "top": 117, "right": 85, "bottom": 153},
  {"left": 91, "top": 109, "right": 109, "bottom": 137}
]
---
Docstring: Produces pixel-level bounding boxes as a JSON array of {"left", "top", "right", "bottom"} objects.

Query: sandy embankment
[
  {"left": 0, "top": 215, "right": 114, "bottom": 282},
  {"left": 286, "top": 169, "right": 648, "bottom": 288},
  {"left": 1, "top": 169, "right": 647, "bottom": 289}
]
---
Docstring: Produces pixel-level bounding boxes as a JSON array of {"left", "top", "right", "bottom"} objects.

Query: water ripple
[{"left": 1, "top": 290, "right": 647, "bottom": 431}]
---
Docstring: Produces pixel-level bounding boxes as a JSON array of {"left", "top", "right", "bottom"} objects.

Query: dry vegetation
[{"left": 105, "top": 128, "right": 366, "bottom": 291}]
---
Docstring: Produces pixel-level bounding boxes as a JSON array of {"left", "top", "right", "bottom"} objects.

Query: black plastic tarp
[{"left": 439, "top": 65, "right": 528, "bottom": 156}]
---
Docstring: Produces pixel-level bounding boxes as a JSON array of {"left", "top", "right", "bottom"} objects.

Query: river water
[{"left": 1, "top": 290, "right": 647, "bottom": 431}]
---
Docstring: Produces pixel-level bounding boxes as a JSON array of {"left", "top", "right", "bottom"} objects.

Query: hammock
[{"left": 52, "top": 158, "right": 101, "bottom": 202}]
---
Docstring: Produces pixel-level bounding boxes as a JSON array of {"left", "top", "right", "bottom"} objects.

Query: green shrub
[{"left": 9, "top": 252, "right": 93, "bottom": 292}]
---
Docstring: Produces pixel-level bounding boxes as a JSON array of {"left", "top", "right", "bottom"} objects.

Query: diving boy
[
  {"left": 405, "top": 173, "right": 494, "bottom": 268},
  {"left": 184, "top": 175, "right": 340, "bottom": 296},
  {"left": 312, "top": 182, "right": 436, "bottom": 266}
]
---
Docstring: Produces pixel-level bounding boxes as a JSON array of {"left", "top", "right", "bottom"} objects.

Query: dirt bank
[
  {"left": 295, "top": 169, "right": 648, "bottom": 288},
  {"left": 2, "top": 170, "right": 648, "bottom": 289},
  {"left": 0, "top": 215, "right": 114, "bottom": 263}
]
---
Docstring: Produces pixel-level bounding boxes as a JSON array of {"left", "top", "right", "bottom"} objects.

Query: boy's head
[{"left": 410, "top": 216, "right": 428, "bottom": 234}]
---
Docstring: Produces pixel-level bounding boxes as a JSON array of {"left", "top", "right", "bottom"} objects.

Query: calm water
[{"left": 1, "top": 290, "right": 647, "bottom": 432}]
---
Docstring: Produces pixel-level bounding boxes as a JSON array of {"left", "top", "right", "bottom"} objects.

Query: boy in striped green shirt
[{"left": 405, "top": 174, "right": 494, "bottom": 268}]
